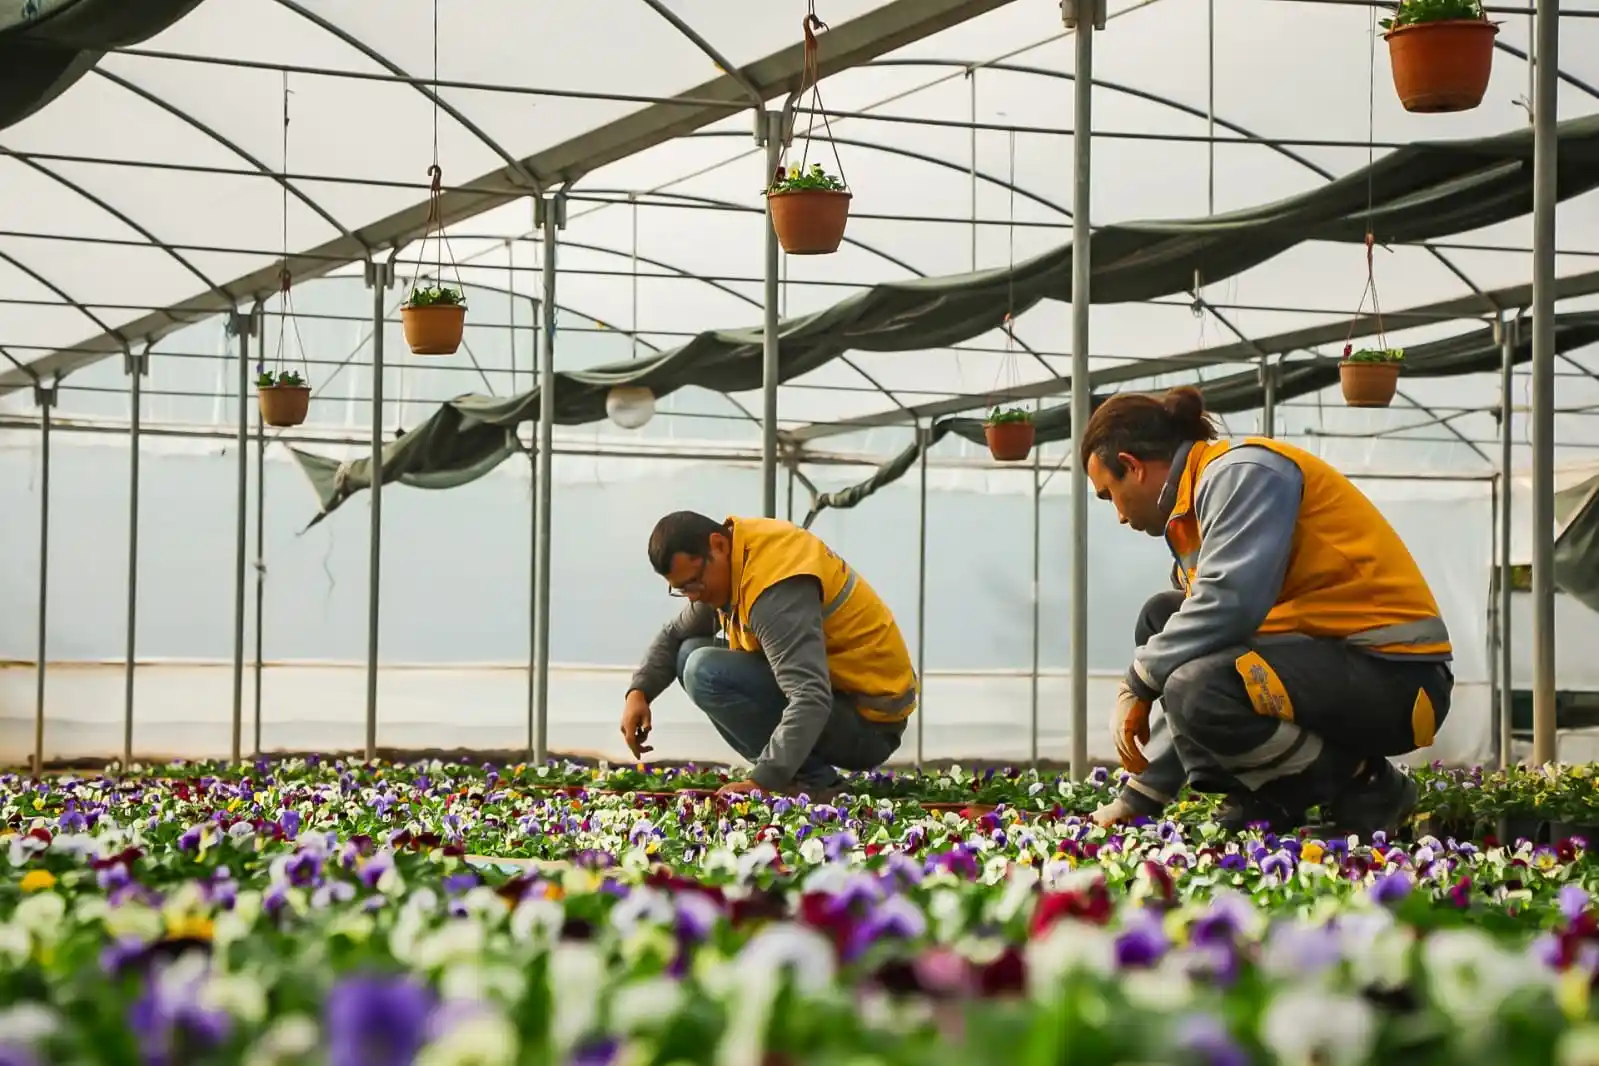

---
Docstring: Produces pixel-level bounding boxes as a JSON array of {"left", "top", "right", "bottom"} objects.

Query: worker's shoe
[
  {"left": 1215, "top": 792, "right": 1306, "bottom": 835},
  {"left": 1322, "top": 760, "right": 1418, "bottom": 841}
]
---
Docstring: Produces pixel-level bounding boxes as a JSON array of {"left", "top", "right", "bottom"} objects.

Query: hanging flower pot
[
  {"left": 764, "top": 16, "right": 854, "bottom": 256},
  {"left": 766, "top": 165, "right": 852, "bottom": 255},
  {"left": 1339, "top": 345, "right": 1403, "bottom": 408},
  {"left": 1381, "top": 2, "right": 1498, "bottom": 114},
  {"left": 257, "top": 369, "right": 312, "bottom": 428},
  {"left": 984, "top": 407, "right": 1035, "bottom": 461},
  {"left": 402, "top": 286, "right": 467, "bottom": 355}
]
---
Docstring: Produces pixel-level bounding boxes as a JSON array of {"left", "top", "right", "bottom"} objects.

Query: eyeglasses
[{"left": 667, "top": 557, "right": 708, "bottom": 598}]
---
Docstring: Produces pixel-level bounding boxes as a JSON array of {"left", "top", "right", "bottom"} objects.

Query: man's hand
[
  {"left": 1112, "top": 680, "right": 1152, "bottom": 774},
  {"left": 620, "top": 690, "right": 654, "bottom": 759},
  {"left": 717, "top": 779, "right": 764, "bottom": 797},
  {"left": 1091, "top": 795, "right": 1142, "bottom": 828}
]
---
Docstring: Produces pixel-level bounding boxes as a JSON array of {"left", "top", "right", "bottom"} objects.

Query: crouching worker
[
  {"left": 619, "top": 511, "right": 916, "bottom": 799},
  {"left": 1082, "top": 386, "right": 1453, "bottom": 838}
]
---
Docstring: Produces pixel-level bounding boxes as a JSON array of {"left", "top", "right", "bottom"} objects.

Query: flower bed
[{"left": 0, "top": 758, "right": 1596, "bottom": 1063}]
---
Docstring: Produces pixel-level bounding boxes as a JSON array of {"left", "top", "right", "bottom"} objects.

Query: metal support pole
[
  {"left": 1498, "top": 316, "right": 1517, "bottom": 768},
  {"left": 363, "top": 259, "right": 392, "bottom": 763},
  {"left": 228, "top": 309, "right": 256, "bottom": 765},
  {"left": 32, "top": 381, "right": 56, "bottom": 778},
  {"left": 1529, "top": 0, "right": 1559, "bottom": 766},
  {"left": 1259, "top": 358, "right": 1278, "bottom": 438},
  {"left": 1063, "top": 0, "right": 1100, "bottom": 780},
  {"left": 253, "top": 394, "right": 265, "bottom": 757},
  {"left": 533, "top": 193, "right": 565, "bottom": 764},
  {"left": 759, "top": 109, "right": 786, "bottom": 518},
  {"left": 527, "top": 301, "right": 540, "bottom": 757},
  {"left": 915, "top": 423, "right": 929, "bottom": 768},
  {"left": 1029, "top": 441, "right": 1042, "bottom": 765},
  {"left": 123, "top": 348, "right": 147, "bottom": 772}
]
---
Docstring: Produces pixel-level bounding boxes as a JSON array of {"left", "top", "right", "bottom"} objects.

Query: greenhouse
[
  {"left": 3, "top": 0, "right": 1597, "bottom": 773},
  {"left": 2, "top": 0, "right": 1599, "bottom": 1061}
]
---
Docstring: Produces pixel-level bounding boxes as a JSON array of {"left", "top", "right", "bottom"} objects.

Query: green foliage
[
  {"left": 766, "top": 162, "right": 848, "bottom": 195},
  {"left": 1380, "top": 0, "right": 1486, "bottom": 30},
  {"left": 257, "top": 368, "right": 306, "bottom": 389},
  {"left": 985, "top": 406, "right": 1034, "bottom": 425},
  {"left": 1343, "top": 345, "right": 1405, "bottom": 364},
  {"left": 405, "top": 285, "right": 466, "bottom": 309}
]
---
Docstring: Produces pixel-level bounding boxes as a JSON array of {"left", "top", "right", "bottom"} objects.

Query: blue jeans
[{"left": 675, "top": 637, "right": 903, "bottom": 789}]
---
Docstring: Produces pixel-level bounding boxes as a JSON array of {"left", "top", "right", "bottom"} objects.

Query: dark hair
[
  {"left": 1078, "top": 385, "right": 1217, "bottom": 476},
  {"left": 646, "top": 511, "right": 728, "bottom": 576}
]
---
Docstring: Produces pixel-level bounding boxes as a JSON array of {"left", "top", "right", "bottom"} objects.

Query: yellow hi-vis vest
[
  {"left": 722, "top": 516, "right": 918, "bottom": 722},
  {"left": 1167, "top": 438, "right": 1452, "bottom": 657}
]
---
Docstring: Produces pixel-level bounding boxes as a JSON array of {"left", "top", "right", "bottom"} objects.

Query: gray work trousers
[
  {"left": 675, "top": 636, "right": 903, "bottom": 789},
  {"left": 1121, "top": 591, "right": 1454, "bottom": 814}
]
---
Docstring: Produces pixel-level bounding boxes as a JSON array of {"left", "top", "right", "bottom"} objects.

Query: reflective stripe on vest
[
  {"left": 1344, "top": 616, "right": 1452, "bottom": 649},
  {"left": 822, "top": 568, "right": 859, "bottom": 620}
]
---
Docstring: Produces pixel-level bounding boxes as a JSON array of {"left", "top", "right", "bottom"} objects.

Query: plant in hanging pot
[
  {"left": 765, "top": 163, "right": 852, "bottom": 256},
  {"left": 257, "top": 367, "right": 311, "bottom": 428},
  {"left": 1380, "top": 0, "right": 1498, "bottom": 114},
  {"left": 984, "top": 406, "right": 1035, "bottom": 462},
  {"left": 401, "top": 284, "right": 467, "bottom": 356},
  {"left": 1339, "top": 344, "right": 1404, "bottom": 407}
]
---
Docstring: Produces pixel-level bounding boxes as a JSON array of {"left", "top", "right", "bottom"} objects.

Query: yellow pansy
[
  {"left": 19, "top": 870, "right": 55, "bottom": 893},
  {"left": 166, "top": 914, "right": 215, "bottom": 942},
  {"left": 1301, "top": 842, "right": 1325, "bottom": 864}
]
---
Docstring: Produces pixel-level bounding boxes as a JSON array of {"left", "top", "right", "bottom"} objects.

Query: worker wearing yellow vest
[
  {"left": 1081, "top": 386, "right": 1452, "bottom": 837},
  {"left": 621, "top": 511, "right": 917, "bottom": 799}
]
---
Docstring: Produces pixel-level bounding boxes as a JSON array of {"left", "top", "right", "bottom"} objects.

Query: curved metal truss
[{"left": 0, "top": 0, "right": 1592, "bottom": 421}]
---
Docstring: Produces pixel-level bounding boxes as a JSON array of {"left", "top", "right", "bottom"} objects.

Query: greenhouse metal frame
[{"left": 0, "top": 0, "right": 1592, "bottom": 777}]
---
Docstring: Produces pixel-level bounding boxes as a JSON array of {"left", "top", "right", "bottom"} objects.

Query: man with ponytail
[{"left": 1080, "top": 386, "right": 1452, "bottom": 836}]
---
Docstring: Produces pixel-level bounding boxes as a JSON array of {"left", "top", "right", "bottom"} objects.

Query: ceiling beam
[{"left": 0, "top": 0, "right": 1018, "bottom": 396}]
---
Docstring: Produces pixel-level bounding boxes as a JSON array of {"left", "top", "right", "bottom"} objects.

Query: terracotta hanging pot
[
  {"left": 401, "top": 303, "right": 466, "bottom": 355},
  {"left": 258, "top": 385, "right": 311, "bottom": 428},
  {"left": 1384, "top": 19, "right": 1498, "bottom": 113},
  {"left": 1339, "top": 359, "right": 1401, "bottom": 408},
  {"left": 767, "top": 189, "right": 852, "bottom": 255},
  {"left": 984, "top": 419, "right": 1035, "bottom": 462}
]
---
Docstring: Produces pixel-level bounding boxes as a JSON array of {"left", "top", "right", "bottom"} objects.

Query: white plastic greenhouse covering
[{"left": 2, "top": 0, "right": 1599, "bottom": 769}]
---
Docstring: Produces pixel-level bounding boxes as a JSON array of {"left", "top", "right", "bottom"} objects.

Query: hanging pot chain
[
  {"left": 795, "top": 5, "right": 847, "bottom": 188},
  {"left": 406, "top": 0, "right": 465, "bottom": 300},
  {"left": 272, "top": 71, "right": 311, "bottom": 385}
]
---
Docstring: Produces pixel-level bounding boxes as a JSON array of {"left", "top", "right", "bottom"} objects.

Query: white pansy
[
  {"left": 989, "top": 865, "right": 1041, "bottom": 925},
  {"left": 441, "top": 962, "right": 524, "bottom": 1005},
  {"left": 1025, "top": 922, "right": 1115, "bottom": 995},
  {"left": 12, "top": 892, "right": 65, "bottom": 937},
  {"left": 459, "top": 885, "right": 508, "bottom": 920},
  {"left": 417, "top": 1008, "right": 519, "bottom": 1066},
  {"left": 735, "top": 923, "right": 836, "bottom": 995},
  {"left": 798, "top": 838, "right": 825, "bottom": 865},
  {"left": 413, "top": 918, "right": 489, "bottom": 971},
  {"left": 1260, "top": 987, "right": 1375, "bottom": 1066},
  {"left": 609, "top": 976, "right": 686, "bottom": 1033},
  {"left": 735, "top": 842, "right": 778, "bottom": 879},
  {"left": 924, "top": 887, "right": 966, "bottom": 943},
  {"left": 700, "top": 848, "right": 739, "bottom": 878},
  {"left": 548, "top": 942, "right": 606, "bottom": 1058},
  {"left": 0, "top": 1003, "right": 58, "bottom": 1046},
  {"left": 508, "top": 896, "right": 564, "bottom": 945},
  {"left": 1121, "top": 959, "right": 1196, "bottom": 1012},
  {"left": 1337, "top": 911, "right": 1411, "bottom": 992},
  {"left": 1557, "top": 1024, "right": 1599, "bottom": 1066},
  {"left": 980, "top": 855, "right": 1010, "bottom": 885},
  {"left": 1425, "top": 928, "right": 1555, "bottom": 1032},
  {"left": 609, "top": 887, "right": 674, "bottom": 939},
  {"left": 202, "top": 971, "right": 268, "bottom": 1026}
]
